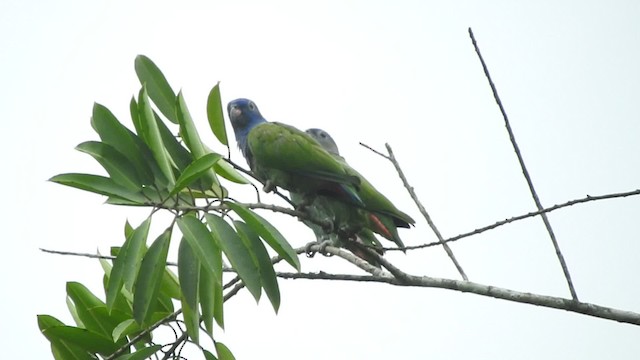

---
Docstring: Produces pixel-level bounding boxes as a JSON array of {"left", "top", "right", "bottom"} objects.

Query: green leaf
[
  {"left": 206, "top": 82, "right": 228, "bottom": 145},
  {"left": 130, "top": 97, "right": 143, "bottom": 139},
  {"left": 182, "top": 296, "right": 200, "bottom": 344},
  {"left": 205, "top": 214, "right": 262, "bottom": 302},
  {"left": 154, "top": 111, "right": 193, "bottom": 172},
  {"left": 50, "top": 173, "right": 146, "bottom": 204},
  {"left": 215, "top": 342, "right": 236, "bottom": 360},
  {"left": 176, "top": 91, "right": 206, "bottom": 158},
  {"left": 160, "top": 267, "right": 181, "bottom": 300},
  {"left": 199, "top": 261, "right": 222, "bottom": 332},
  {"left": 226, "top": 203, "right": 300, "bottom": 271},
  {"left": 46, "top": 326, "right": 119, "bottom": 355},
  {"left": 176, "top": 91, "right": 221, "bottom": 189},
  {"left": 38, "top": 315, "right": 96, "bottom": 360},
  {"left": 203, "top": 349, "right": 218, "bottom": 360},
  {"left": 178, "top": 239, "right": 201, "bottom": 342},
  {"left": 112, "top": 319, "right": 138, "bottom": 342},
  {"left": 213, "top": 159, "right": 250, "bottom": 184},
  {"left": 171, "top": 153, "right": 222, "bottom": 196},
  {"left": 176, "top": 216, "right": 222, "bottom": 280},
  {"left": 138, "top": 87, "right": 176, "bottom": 186},
  {"left": 133, "top": 229, "right": 171, "bottom": 325},
  {"left": 76, "top": 141, "right": 142, "bottom": 191},
  {"left": 107, "top": 218, "right": 151, "bottom": 311},
  {"left": 234, "top": 221, "right": 280, "bottom": 312},
  {"left": 66, "top": 296, "right": 84, "bottom": 328},
  {"left": 66, "top": 282, "right": 109, "bottom": 336},
  {"left": 91, "top": 103, "right": 154, "bottom": 185},
  {"left": 98, "top": 249, "right": 112, "bottom": 278},
  {"left": 117, "top": 345, "right": 162, "bottom": 360},
  {"left": 134, "top": 55, "right": 178, "bottom": 123}
]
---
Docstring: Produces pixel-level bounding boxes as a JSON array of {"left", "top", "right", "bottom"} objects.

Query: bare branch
[
  {"left": 392, "top": 188, "right": 640, "bottom": 251},
  {"left": 276, "top": 271, "right": 640, "bottom": 326},
  {"left": 387, "top": 143, "right": 468, "bottom": 281},
  {"left": 359, "top": 141, "right": 468, "bottom": 280},
  {"left": 469, "top": 27, "right": 578, "bottom": 301}
]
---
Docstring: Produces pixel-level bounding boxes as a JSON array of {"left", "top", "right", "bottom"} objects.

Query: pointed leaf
[
  {"left": 154, "top": 111, "right": 193, "bottom": 171},
  {"left": 91, "top": 103, "right": 154, "bottom": 185},
  {"left": 206, "top": 82, "right": 228, "bottom": 145},
  {"left": 50, "top": 173, "right": 146, "bottom": 203},
  {"left": 178, "top": 238, "right": 200, "bottom": 315},
  {"left": 182, "top": 297, "right": 200, "bottom": 344},
  {"left": 160, "top": 267, "right": 181, "bottom": 300},
  {"left": 199, "top": 261, "right": 222, "bottom": 332},
  {"left": 215, "top": 342, "right": 235, "bottom": 360},
  {"left": 226, "top": 203, "right": 300, "bottom": 271},
  {"left": 176, "top": 91, "right": 206, "bottom": 158},
  {"left": 171, "top": 153, "right": 222, "bottom": 195},
  {"left": 138, "top": 87, "right": 175, "bottom": 186},
  {"left": 117, "top": 345, "right": 162, "bottom": 360},
  {"left": 107, "top": 218, "right": 151, "bottom": 311},
  {"left": 205, "top": 214, "right": 262, "bottom": 302},
  {"left": 45, "top": 326, "right": 119, "bottom": 355},
  {"left": 176, "top": 216, "right": 222, "bottom": 280},
  {"left": 134, "top": 55, "right": 178, "bottom": 123},
  {"left": 76, "top": 141, "right": 142, "bottom": 191},
  {"left": 112, "top": 319, "right": 138, "bottom": 342},
  {"left": 66, "top": 297, "right": 84, "bottom": 328},
  {"left": 133, "top": 229, "right": 171, "bottom": 325},
  {"left": 203, "top": 349, "right": 219, "bottom": 360},
  {"left": 66, "top": 282, "right": 109, "bottom": 336},
  {"left": 234, "top": 221, "right": 280, "bottom": 312},
  {"left": 213, "top": 159, "right": 250, "bottom": 184},
  {"left": 38, "top": 315, "right": 95, "bottom": 360},
  {"left": 176, "top": 91, "right": 220, "bottom": 190}
]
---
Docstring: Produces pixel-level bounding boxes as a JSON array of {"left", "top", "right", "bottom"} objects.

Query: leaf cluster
[{"left": 39, "top": 56, "right": 300, "bottom": 359}]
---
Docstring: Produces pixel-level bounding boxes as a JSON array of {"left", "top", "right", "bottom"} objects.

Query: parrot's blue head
[
  {"left": 306, "top": 128, "right": 340, "bottom": 156},
  {"left": 228, "top": 98, "right": 266, "bottom": 157}
]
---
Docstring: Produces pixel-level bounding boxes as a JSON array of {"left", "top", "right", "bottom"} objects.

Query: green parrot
[
  {"left": 290, "top": 128, "right": 385, "bottom": 266},
  {"left": 228, "top": 98, "right": 415, "bottom": 250}
]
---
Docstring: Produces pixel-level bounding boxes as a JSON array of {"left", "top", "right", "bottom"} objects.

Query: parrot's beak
[{"left": 229, "top": 106, "right": 242, "bottom": 119}]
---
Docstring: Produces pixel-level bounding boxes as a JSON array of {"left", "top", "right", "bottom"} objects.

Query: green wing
[
  {"left": 329, "top": 154, "right": 415, "bottom": 228},
  {"left": 247, "top": 122, "right": 361, "bottom": 202}
]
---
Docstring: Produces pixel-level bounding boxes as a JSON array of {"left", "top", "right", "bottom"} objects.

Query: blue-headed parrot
[{"left": 227, "top": 98, "right": 414, "bottom": 250}]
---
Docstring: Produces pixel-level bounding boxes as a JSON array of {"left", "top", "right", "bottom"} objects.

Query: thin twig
[
  {"left": 225, "top": 158, "right": 296, "bottom": 207},
  {"left": 389, "top": 188, "right": 640, "bottom": 251},
  {"left": 276, "top": 270, "right": 640, "bottom": 326},
  {"left": 161, "top": 331, "right": 188, "bottom": 360},
  {"left": 105, "top": 310, "right": 181, "bottom": 360},
  {"left": 469, "top": 27, "right": 578, "bottom": 301},
  {"left": 387, "top": 143, "right": 468, "bottom": 280}
]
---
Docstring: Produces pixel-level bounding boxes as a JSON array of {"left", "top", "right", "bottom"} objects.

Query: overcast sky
[{"left": 3, "top": 1, "right": 640, "bottom": 359}]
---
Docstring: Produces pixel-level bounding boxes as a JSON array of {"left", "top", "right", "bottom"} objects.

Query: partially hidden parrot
[
  {"left": 291, "top": 128, "right": 386, "bottom": 266},
  {"left": 227, "top": 98, "right": 415, "bottom": 250}
]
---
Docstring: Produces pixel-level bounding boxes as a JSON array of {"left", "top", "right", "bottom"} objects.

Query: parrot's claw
[
  {"left": 304, "top": 241, "right": 318, "bottom": 258},
  {"left": 304, "top": 240, "right": 333, "bottom": 258},
  {"left": 262, "top": 181, "right": 275, "bottom": 193}
]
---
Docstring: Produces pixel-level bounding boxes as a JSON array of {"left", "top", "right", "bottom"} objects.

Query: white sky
[{"left": 3, "top": 0, "right": 640, "bottom": 359}]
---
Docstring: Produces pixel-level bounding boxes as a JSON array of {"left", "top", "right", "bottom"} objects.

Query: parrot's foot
[
  {"left": 262, "top": 181, "right": 275, "bottom": 193},
  {"left": 304, "top": 240, "right": 333, "bottom": 258},
  {"left": 293, "top": 195, "right": 315, "bottom": 212}
]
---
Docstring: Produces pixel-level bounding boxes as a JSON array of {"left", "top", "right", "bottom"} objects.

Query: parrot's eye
[{"left": 248, "top": 102, "right": 256, "bottom": 110}]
